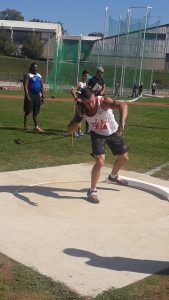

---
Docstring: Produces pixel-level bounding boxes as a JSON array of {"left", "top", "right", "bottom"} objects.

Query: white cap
[{"left": 96, "top": 66, "right": 104, "bottom": 73}]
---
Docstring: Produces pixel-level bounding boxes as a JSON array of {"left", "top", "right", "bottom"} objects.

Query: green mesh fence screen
[
  {"left": 48, "top": 13, "right": 161, "bottom": 96},
  {"left": 108, "top": 13, "right": 159, "bottom": 36},
  {"left": 48, "top": 38, "right": 93, "bottom": 94}
]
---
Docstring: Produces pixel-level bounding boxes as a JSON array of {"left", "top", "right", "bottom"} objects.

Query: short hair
[
  {"left": 82, "top": 69, "right": 88, "bottom": 76},
  {"left": 29, "top": 63, "right": 37, "bottom": 73},
  {"left": 81, "top": 87, "right": 92, "bottom": 100}
]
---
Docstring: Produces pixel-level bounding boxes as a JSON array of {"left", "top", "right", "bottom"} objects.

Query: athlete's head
[
  {"left": 82, "top": 70, "right": 88, "bottom": 76},
  {"left": 96, "top": 66, "right": 104, "bottom": 78},
  {"left": 29, "top": 63, "right": 38, "bottom": 74},
  {"left": 81, "top": 87, "right": 96, "bottom": 110},
  {"left": 81, "top": 69, "right": 89, "bottom": 81}
]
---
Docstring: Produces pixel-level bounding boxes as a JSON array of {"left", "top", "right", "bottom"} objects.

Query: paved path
[{"left": 0, "top": 163, "right": 169, "bottom": 297}]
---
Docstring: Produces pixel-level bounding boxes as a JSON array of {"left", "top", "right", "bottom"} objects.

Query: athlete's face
[
  {"left": 32, "top": 64, "right": 38, "bottom": 74},
  {"left": 83, "top": 94, "right": 96, "bottom": 110}
]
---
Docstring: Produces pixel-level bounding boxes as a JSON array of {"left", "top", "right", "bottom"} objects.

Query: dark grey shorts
[
  {"left": 90, "top": 131, "right": 128, "bottom": 156},
  {"left": 24, "top": 93, "right": 41, "bottom": 115}
]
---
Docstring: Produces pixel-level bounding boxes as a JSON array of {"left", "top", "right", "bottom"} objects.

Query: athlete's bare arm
[{"left": 102, "top": 97, "right": 128, "bottom": 133}]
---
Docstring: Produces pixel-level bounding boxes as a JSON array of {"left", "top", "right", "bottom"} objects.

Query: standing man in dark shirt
[
  {"left": 138, "top": 82, "right": 144, "bottom": 96},
  {"left": 88, "top": 66, "right": 105, "bottom": 96}
]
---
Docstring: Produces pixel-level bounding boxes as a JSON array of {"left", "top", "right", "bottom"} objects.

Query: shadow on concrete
[
  {"left": 63, "top": 248, "right": 169, "bottom": 274},
  {"left": 0, "top": 184, "right": 119, "bottom": 206}
]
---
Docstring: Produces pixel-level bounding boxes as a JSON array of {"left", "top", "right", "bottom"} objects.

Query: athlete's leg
[
  {"left": 23, "top": 96, "right": 32, "bottom": 130},
  {"left": 91, "top": 154, "right": 105, "bottom": 190},
  {"left": 23, "top": 112, "right": 29, "bottom": 130},
  {"left": 110, "top": 152, "right": 128, "bottom": 176},
  {"left": 87, "top": 132, "right": 105, "bottom": 203},
  {"left": 33, "top": 113, "right": 38, "bottom": 127},
  {"left": 106, "top": 133, "right": 128, "bottom": 178},
  {"left": 32, "top": 94, "right": 41, "bottom": 128}
]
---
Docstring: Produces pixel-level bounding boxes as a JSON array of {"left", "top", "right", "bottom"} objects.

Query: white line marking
[{"left": 145, "top": 162, "right": 169, "bottom": 176}]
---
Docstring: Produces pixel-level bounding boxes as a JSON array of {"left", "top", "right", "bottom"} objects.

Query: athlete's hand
[
  {"left": 116, "top": 128, "right": 123, "bottom": 136},
  {"left": 40, "top": 96, "right": 45, "bottom": 104},
  {"left": 116, "top": 124, "right": 125, "bottom": 136},
  {"left": 26, "top": 95, "right": 31, "bottom": 102}
]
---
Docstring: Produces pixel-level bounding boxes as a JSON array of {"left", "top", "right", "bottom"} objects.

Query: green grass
[
  {"left": 0, "top": 96, "right": 169, "bottom": 179},
  {"left": 0, "top": 253, "right": 86, "bottom": 300},
  {"left": 0, "top": 253, "right": 169, "bottom": 300}
]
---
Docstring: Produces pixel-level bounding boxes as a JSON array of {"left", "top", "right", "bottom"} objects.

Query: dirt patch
[{"left": 0, "top": 94, "right": 169, "bottom": 107}]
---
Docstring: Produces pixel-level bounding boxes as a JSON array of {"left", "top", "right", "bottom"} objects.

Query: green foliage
[
  {"left": 22, "top": 33, "right": 43, "bottom": 59},
  {"left": 0, "top": 28, "right": 16, "bottom": 55},
  {"left": 88, "top": 32, "right": 103, "bottom": 37},
  {"left": 0, "top": 8, "right": 24, "bottom": 21}
]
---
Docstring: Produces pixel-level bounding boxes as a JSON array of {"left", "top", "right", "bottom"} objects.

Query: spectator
[
  {"left": 131, "top": 82, "right": 138, "bottom": 98},
  {"left": 152, "top": 82, "right": 157, "bottom": 95},
  {"left": 88, "top": 66, "right": 105, "bottom": 96},
  {"left": 71, "top": 70, "right": 89, "bottom": 137},
  {"left": 138, "top": 82, "right": 144, "bottom": 96},
  {"left": 114, "top": 80, "right": 119, "bottom": 97},
  {"left": 23, "top": 63, "right": 45, "bottom": 132}
]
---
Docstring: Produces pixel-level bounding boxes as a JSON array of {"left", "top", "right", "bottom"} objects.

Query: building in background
[{"left": 0, "top": 20, "right": 62, "bottom": 58}]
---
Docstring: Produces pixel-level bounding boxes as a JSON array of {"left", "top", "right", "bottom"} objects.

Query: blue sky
[{"left": 0, "top": 0, "right": 169, "bottom": 35}]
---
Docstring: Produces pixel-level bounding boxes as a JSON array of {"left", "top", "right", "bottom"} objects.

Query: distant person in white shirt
[
  {"left": 152, "top": 82, "right": 157, "bottom": 95},
  {"left": 71, "top": 70, "right": 89, "bottom": 137}
]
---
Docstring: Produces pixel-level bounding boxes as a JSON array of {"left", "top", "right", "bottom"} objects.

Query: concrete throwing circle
[{"left": 11, "top": 181, "right": 169, "bottom": 225}]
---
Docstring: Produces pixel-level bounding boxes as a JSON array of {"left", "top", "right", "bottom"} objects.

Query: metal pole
[
  {"left": 101, "top": 6, "right": 108, "bottom": 63},
  {"left": 149, "top": 17, "right": 160, "bottom": 92},
  {"left": 121, "top": 9, "right": 131, "bottom": 95},
  {"left": 76, "top": 34, "right": 82, "bottom": 83},
  {"left": 10, "top": 27, "right": 13, "bottom": 41},
  {"left": 46, "top": 36, "right": 50, "bottom": 84},
  {"left": 113, "top": 15, "right": 121, "bottom": 95},
  {"left": 97, "top": 39, "right": 101, "bottom": 66},
  {"left": 54, "top": 34, "right": 61, "bottom": 93},
  {"left": 138, "top": 6, "right": 152, "bottom": 85}
]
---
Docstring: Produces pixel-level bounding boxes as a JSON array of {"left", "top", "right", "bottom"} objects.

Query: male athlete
[{"left": 67, "top": 87, "right": 128, "bottom": 204}]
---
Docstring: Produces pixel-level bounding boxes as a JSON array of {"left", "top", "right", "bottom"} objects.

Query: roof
[{"left": 0, "top": 20, "right": 62, "bottom": 34}]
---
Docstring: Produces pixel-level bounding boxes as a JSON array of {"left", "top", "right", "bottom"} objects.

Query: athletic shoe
[
  {"left": 107, "top": 174, "right": 128, "bottom": 186},
  {"left": 78, "top": 132, "right": 86, "bottom": 136},
  {"left": 22, "top": 128, "right": 28, "bottom": 132},
  {"left": 74, "top": 132, "right": 81, "bottom": 138},
  {"left": 34, "top": 127, "right": 45, "bottom": 133},
  {"left": 87, "top": 189, "right": 99, "bottom": 204}
]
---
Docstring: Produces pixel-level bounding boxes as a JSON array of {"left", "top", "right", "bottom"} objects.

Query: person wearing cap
[
  {"left": 67, "top": 87, "right": 128, "bottom": 204},
  {"left": 71, "top": 70, "right": 89, "bottom": 137},
  {"left": 88, "top": 66, "right": 105, "bottom": 96}
]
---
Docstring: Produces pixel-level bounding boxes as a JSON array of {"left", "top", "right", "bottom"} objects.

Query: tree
[
  {"left": 88, "top": 32, "right": 104, "bottom": 38},
  {"left": 0, "top": 8, "right": 24, "bottom": 21},
  {"left": 0, "top": 28, "right": 16, "bottom": 55},
  {"left": 22, "top": 34, "right": 43, "bottom": 59},
  {"left": 30, "top": 18, "right": 46, "bottom": 23}
]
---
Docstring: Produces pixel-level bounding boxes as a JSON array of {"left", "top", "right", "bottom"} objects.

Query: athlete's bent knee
[{"left": 95, "top": 155, "right": 105, "bottom": 168}]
